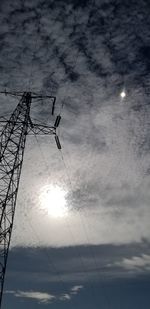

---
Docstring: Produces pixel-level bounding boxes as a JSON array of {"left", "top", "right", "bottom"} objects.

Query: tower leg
[{"left": 0, "top": 93, "right": 32, "bottom": 307}]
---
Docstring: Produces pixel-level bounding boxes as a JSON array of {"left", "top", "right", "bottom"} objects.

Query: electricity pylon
[{"left": 0, "top": 91, "right": 61, "bottom": 307}]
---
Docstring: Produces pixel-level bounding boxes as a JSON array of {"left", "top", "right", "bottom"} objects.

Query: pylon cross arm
[{"left": 28, "top": 123, "right": 56, "bottom": 135}]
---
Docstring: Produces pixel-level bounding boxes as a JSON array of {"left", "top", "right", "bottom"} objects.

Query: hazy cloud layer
[
  {"left": 5, "top": 244, "right": 150, "bottom": 285},
  {"left": 0, "top": 0, "right": 149, "bottom": 250}
]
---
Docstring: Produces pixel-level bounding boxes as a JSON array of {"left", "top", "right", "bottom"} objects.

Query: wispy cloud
[
  {"left": 5, "top": 290, "right": 55, "bottom": 304},
  {"left": 59, "top": 293, "right": 71, "bottom": 301},
  {"left": 5, "top": 285, "right": 84, "bottom": 304},
  {"left": 109, "top": 254, "right": 150, "bottom": 273},
  {"left": 70, "top": 285, "right": 83, "bottom": 294}
]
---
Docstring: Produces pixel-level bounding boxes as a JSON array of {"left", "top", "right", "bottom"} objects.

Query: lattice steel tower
[{"left": 0, "top": 91, "right": 61, "bottom": 307}]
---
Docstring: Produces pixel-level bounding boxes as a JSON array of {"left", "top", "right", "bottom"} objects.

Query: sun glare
[
  {"left": 120, "top": 90, "right": 126, "bottom": 99},
  {"left": 39, "top": 185, "right": 68, "bottom": 218}
]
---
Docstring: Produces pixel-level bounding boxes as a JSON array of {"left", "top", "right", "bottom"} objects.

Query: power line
[
  {"left": 57, "top": 140, "right": 110, "bottom": 308},
  {"left": 33, "top": 132, "right": 100, "bottom": 309}
]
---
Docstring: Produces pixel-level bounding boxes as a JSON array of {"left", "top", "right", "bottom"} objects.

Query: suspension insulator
[
  {"left": 51, "top": 98, "right": 56, "bottom": 115},
  {"left": 55, "top": 135, "right": 61, "bottom": 149},
  {"left": 54, "top": 115, "right": 61, "bottom": 128}
]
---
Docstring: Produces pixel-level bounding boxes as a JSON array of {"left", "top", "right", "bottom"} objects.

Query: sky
[{"left": 0, "top": 0, "right": 150, "bottom": 308}]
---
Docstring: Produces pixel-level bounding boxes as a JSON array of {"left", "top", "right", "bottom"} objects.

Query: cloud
[
  {"left": 5, "top": 290, "right": 55, "bottom": 304},
  {"left": 71, "top": 285, "right": 83, "bottom": 294},
  {"left": 116, "top": 254, "right": 150, "bottom": 270},
  {"left": 0, "top": 0, "right": 150, "bottom": 251},
  {"left": 58, "top": 285, "right": 83, "bottom": 301},
  {"left": 112, "top": 254, "right": 150, "bottom": 272},
  {"left": 5, "top": 284, "right": 83, "bottom": 304},
  {"left": 59, "top": 293, "right": 71, "bottom": 301}
]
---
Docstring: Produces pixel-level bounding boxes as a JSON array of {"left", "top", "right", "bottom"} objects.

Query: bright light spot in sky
[
  {"left": 120, "top": 90, "right": 126, "bottom": 99},
  {"left": 39, "top": 185, "right": 68, "bottom": 218}
]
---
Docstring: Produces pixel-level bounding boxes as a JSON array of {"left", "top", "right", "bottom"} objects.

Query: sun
[{"left": 39, "top": 185, "right": 68, "bottom": 218}]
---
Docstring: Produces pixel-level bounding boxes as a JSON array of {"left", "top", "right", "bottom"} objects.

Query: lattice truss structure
[{"left": 0, "top": 92, "right": 61, "bottom": 307}]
